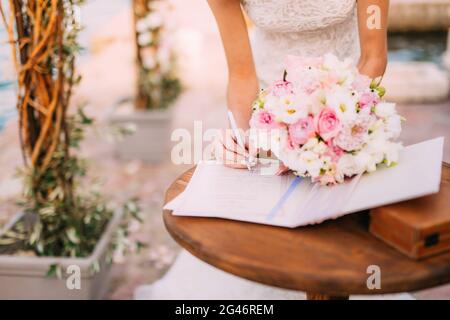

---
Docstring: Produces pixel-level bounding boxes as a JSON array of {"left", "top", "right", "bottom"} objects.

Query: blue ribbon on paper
[{"left": 267, "top": 176, "right": 302, "bottom": 221}]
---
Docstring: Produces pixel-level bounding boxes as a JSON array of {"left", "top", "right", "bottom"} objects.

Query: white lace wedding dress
[
  {"left": 243, "top": 0, "right": 360, "bottom": 88},
  {"left": 135, "top": 0, "right": 413, "bottom": 300}
]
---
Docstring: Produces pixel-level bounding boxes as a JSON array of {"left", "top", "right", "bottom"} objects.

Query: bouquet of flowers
[{"left": 249, "top": 54, "right": 403, "bottom": 185}]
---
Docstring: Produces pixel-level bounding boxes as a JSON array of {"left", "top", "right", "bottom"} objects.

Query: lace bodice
[{"left": 241, "top": 0, "right": 360, "bottom": 88}]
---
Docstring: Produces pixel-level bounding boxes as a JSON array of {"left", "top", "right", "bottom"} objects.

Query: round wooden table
[{"left": 163, "top": 168, "right": 450, "bottom": 300}]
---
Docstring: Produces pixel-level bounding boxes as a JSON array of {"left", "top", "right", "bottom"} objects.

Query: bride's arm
[
  {"left": 207, "top": 0, "right": 259, "bottom": 130},
  {"left": 356, "top": 0, "right": 389, "bottom": 78}
]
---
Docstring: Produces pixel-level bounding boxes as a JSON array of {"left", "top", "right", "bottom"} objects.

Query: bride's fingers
[
  {"left": 221, "top": 129, "right": 249, "bottom": 156},
  {"left": 222, "top": 144, "right": 247, "bottom": 168},
  {"left": 275, "top": 163, "right": 290, "bottom": 175},
  {"left": 213, "top": 140, "right": 247, "bottom": 168},
  {"left": 247, "top": 144, "right": 259, "bottom": 158}
]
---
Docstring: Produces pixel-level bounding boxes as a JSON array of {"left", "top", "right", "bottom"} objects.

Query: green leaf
[
  {"left": 47, "top": 264, "right": 63, "bottom": 279},
  {"left": 66, "top": 228, "right": 80, "bottom": 244},
  {"left": 77, "top": 107, "right": 94, "bottom": 125},
  {"left": 377, "top": 86, "right": 386, "bottom": 98}
]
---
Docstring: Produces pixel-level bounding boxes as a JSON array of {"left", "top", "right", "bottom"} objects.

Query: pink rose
[
  {"left": 270, "top": 80, "right": 294, "bottom": 97},
  {"left": 359, "top": 91, "right": 380, "bottom": 110},
  {"left": 314, "top": 108, "right": 341, "bottom": 142},
  {"left": 334, "top": 114, "right": 373, "bottom": 151},
  {"left": 326, "top": 139, "right": 344, "bottom": 161},
  {"left": 250, "top": 110, "right": 279, "bottom": 129},
  {"left": 288, "top": 116, "right": 315, "bottom": 145}
]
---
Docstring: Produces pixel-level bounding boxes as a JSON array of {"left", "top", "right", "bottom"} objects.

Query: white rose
[{"left": 375, "top": 102, "right": 396, "bottom": 118}]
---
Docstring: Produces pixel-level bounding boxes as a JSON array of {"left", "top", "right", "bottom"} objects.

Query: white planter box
[
  {"left": 0, "top": 210, "right": 123, "bottom": 300},
  {"left": 109, "top": 103, "right": 173, "bottom": 163}
]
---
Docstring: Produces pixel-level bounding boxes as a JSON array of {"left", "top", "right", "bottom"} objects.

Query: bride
[
  {"left": 213, "top": 0, "right": 388, "bottom": 168},
  {"left": 136, "top": 0, "right": 407, "bottom": 300}
]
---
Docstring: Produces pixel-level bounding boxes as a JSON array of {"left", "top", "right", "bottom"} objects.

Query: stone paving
[{"left": 0, "top": 0, "right": 449, "bottom": 299}]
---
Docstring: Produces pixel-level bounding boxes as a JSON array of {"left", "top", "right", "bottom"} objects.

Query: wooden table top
[{"left": 163, "top": 167, "right": 450, "bottom": 296}]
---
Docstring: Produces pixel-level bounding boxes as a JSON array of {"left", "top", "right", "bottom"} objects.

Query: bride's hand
[
  {"left": 276, "top": 163, "right": 290, "bottom": 175},
  {"left": 214, "top": 75, "right": 258, "bottom": 169},
  {"left": 214, "top": 128, "right": 250, "bottom": 169}
]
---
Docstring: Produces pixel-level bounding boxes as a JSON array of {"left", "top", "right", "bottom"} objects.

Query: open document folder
[{"left": 164, "top": 137, "right": 444, "bottom": 228}]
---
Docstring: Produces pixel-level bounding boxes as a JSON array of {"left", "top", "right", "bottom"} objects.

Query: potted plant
[
  {"left": 109, "top": 0, "right": 181, "bottom": 163},
  {"left": 0, "top": 0, "right": 142, "bottom": 299}
]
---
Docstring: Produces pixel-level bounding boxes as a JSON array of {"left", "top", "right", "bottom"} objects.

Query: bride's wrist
[{"left": 357, "top": 56, "right": 387, "bottom": 79}]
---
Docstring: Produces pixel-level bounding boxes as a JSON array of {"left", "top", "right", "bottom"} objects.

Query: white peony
[{"left": 375, "top": 102, "right": 396, "bottom": 118}]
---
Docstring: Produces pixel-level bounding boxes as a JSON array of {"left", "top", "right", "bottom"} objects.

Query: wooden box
[{"left": 370, "top": 163, "right": 450, "bottom": 260}]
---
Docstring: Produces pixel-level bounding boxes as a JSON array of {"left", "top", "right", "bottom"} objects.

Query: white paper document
[{"left": 164, "top": 137, "right": 444, "bottom": 228}]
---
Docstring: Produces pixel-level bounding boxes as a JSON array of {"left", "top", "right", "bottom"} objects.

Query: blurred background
[{"left": 0, "top": 0, "right": 449, "bottom": 299}]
